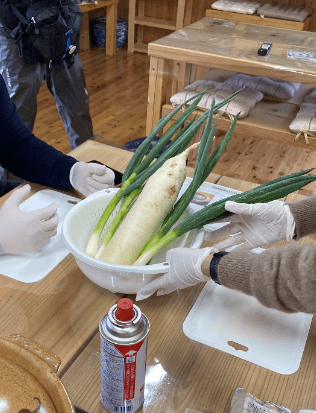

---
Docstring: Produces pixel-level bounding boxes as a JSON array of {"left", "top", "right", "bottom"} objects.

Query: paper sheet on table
[{"left": 0, "top": 190, "right": 81, "bottom": 283}]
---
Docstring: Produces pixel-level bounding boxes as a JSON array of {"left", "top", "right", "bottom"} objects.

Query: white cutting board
[
  {"left": 183, "top": 277, "right": 313, "bottom": 375},
  {"left": 0, "top": 190, "right": 81, "bottom": 283}
]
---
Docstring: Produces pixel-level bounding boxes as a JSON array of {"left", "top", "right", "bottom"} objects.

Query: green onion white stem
[
  {"left": 85, "top": 174, "right": 137, "bottom": 257},
  {"left": 99, "top": 186, "right": 143, "bottom": 248}
]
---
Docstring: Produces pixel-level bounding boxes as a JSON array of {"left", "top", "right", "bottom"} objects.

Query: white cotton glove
[
  {"left": 136, "top": 247, "right": 218, "bottom": 301},
  {"left": 204, "top": 200, "right": 296, "bottom": 250},
  {"left": 0, "top": 184, "right": 59, "bottom": 255},
  {"left": 69, "top": 162, "right": 115, "bottom": 197}
]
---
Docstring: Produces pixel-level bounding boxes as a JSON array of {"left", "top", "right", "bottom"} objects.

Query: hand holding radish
[
  {"left": 0, "top": 184, "right": 59, "bottom": 254},
  {"left": 205, "top": 201, "right": 296, "bottom": 250},
  {"left": 70, "top": 162, "right": 115, "bottom": 197},
  {"left": 136, "top": 247, "right": 218, "bottom": 300}
]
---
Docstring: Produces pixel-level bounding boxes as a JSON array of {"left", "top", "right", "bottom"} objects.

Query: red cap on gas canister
[{"left": 116, "top": 298, "right": 134, "bottom": 321}]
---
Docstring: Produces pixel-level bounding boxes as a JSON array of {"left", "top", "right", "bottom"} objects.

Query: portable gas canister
[{"left": 99, "top": 298, "right": 150, "bottom": 413}]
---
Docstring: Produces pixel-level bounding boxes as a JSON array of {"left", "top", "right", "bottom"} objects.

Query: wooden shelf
[
  {"left": 134, "top": 16, "right": 176, "bottom": 30},
  {"left": 160, "top": 68, "right": 316, "bottom": 156},
  {"left": 205, "top": 9, "right": 313, "bottom": 31},
  {"left": 133, "top": 42, "right": 148, "bottom": 53},
  {"left": 128, "top": 0, "right": 187, "bottom": 54},
  {"left": 161, "top": 99, "right": 316, "bottom": 157},
  {"left": 79, "top": 0, "right": 119, "bottom": 55}
]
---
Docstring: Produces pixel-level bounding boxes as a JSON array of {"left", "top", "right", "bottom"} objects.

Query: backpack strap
[
  {"left": 59, "top": 0, "right": 70, "bottom": 18},
  {"left": 8, "top": 1, "right": 29, "bottom": 26},
  {"left": 7, "top": 1, "right": 31, "bottom": 40}
]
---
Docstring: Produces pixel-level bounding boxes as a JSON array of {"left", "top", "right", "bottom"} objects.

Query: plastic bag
[{"left": 229, "top": 388, "right": 316, "bottom": 413}]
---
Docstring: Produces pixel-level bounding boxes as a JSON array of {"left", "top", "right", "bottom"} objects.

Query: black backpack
[{"left": 1, "top": 0, "right": 82, "bottom": 66}]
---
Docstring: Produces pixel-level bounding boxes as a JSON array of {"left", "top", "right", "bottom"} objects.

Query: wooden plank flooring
[{"left": 33, "top": 46, "right": 316, "bottom": 194}]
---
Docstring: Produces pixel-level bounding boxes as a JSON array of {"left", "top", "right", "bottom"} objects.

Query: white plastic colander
[{"left": 62, "top": 188, "right": 204, "bottom": 294}]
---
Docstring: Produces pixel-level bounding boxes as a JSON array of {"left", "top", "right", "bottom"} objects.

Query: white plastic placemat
[
  {"left": 0, "top": 190, "right": 81, "bottom": 283},
  {"left": 183, "top": 277, "right": 313, "bottom": 375}
]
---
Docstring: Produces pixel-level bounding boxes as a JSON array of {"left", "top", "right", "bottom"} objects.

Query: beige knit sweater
[{"left": 218, "top": 195, "right": 316, "bottom": 313}]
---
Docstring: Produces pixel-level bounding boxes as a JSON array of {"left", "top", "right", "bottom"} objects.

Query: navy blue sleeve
[{"left": 0, "top": 74, "right": 78, "bottom": 189}]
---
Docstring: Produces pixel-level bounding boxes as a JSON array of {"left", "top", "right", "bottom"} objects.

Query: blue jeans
[{"left": 0, "top": 180, "right": 21, "bottom": 197}]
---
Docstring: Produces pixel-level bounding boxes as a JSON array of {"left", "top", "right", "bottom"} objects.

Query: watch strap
[
  {"left": 209, "top": 251, "right": 229, "bottom": 285},
  {"left": 87, "top": 160, "right": 123, "bottom": 186}
]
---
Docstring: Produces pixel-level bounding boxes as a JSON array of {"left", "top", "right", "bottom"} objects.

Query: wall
[{"left": 118, "top": 0, "right": 129, "bottom": 21}]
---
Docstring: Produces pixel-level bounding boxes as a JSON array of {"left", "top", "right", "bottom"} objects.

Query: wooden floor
[{"left": 34, "top": 46, "right": 316, "bottom": 194}]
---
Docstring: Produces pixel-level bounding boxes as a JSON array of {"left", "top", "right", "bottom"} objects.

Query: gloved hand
[
  {"left": 136, "top": 247, "right": 218, "bottom": 301},
  {"left": 204, "top": 200, "right": 296, "bottom": 250},
  {"left": 69, "top": 162, "right": 115, "bottom": 197},
  {"left": 0, "top": 184, "right": 59, "bottom": 254}
]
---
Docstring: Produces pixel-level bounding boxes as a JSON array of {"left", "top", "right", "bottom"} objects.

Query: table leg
[
  {"left": 136, "top": 0, "right": 145, "bottom": 50},
  {"left": 171, "top": 61, "right": 186, "bottom": 96},
  {"left": 128, "top": 0, "right": 136, "bottom": 53},
  {"left": 105, "top": 3, "right": 117, "bottom": 56},
  {"left": 147, "top": 57, "right": 172, "bottom": 135},
  {"left": 195, "top": 65, "right": 210, "bottom": 81},
  {"left": 175, "top": 0, "right": 186, "bottom": 30},
  {"left": 80, "top": 13, "right": 90, "bottom": 51}
]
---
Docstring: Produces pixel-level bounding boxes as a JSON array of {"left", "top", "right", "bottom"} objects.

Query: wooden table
[
  {"left": 2, "top": 141, "right": 316, "bottom": 412},
  {"left": 146, "top": 17, "right": 316, "bottom": 149},
  {"left": 79, "top": 0, "right": 118, "bottom": 55},
  {"left": 0, "top": 141, "right": 131, "bottom": 375}
]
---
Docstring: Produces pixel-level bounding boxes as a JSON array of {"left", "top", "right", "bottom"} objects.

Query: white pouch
[
  {"left": 223, "top": 73, "right": 300, "bottom": 101},
  {"left": 289, "top": 103, "right": 316, "bottom": 144},
  {"left": 304, "top": 88, "right": 316, "bottom": 104},
  {"left": 211, "top": 0, "right": 262, "bottom": 14},
  {"left": 170, "top": 79, "right": 223, "bottom": 107},
  {"left": 215, "top": 87, "right": 263, "bottom": 118},
  {"left": 170, "top": 79, "right": 263, "bottom": 119}
]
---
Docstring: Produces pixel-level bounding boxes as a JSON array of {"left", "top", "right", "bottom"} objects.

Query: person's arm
[
  {"left": 0, "top": 74, "right": 122, "bottom": 192},
  {"left": 216, "top": 244, "right": 316, "bottom": 313},
  {"left": 137, "top": 194, "right": 316, "bottom": 310},
  {"left": 286, "top": 195, "right": 316, "bottom": 239},
  {"left": 0, "top": 74, "right": 77, "bottom": 188}
]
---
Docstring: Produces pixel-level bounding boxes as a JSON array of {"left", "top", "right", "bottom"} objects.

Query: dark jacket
[{"left": 0, "top": 73, "right": 77, "bottom": 188}]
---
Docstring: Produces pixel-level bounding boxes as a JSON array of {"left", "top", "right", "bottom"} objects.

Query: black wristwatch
[{"left": 209, "top": 251, "right": 229, "bottom": 285}]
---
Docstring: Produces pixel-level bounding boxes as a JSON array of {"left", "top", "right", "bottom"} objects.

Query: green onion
[
  {"left": 99, "top": 186, "right": 143, "bottom": 248},
  {"left": 122, "top": 91, "right": 206, "bottom": 182},
  {"left": 140, "top": 110, "right": 239, "bottom": 254},
  {"left": 133, "top": 172, "right": 316, "bottom": 265},
  {"left": 87, "top": 89, "right": 243, "bottom": 257}
]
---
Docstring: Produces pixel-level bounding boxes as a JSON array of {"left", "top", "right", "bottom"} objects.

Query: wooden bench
[
  {"left": 79, "top": 0, "right": 119, "bottom": 56},
  {"left": 161, "top": 68, "right": 316, "bottom": 162},
  {"left": 205, "top": 8, "right": 314, "bottom": 31}
]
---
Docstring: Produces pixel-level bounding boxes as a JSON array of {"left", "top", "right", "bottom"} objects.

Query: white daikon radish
[{"left": 95, "top": 143, "right": 199, "bottom": 265}]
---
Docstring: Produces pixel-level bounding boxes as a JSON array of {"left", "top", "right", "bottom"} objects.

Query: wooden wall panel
[
  {"left": 118, "top": 0, "right": 129, "bottom": 20},
  {"left": 142, "top": 0, "right": 177, "bottom": 43}
]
